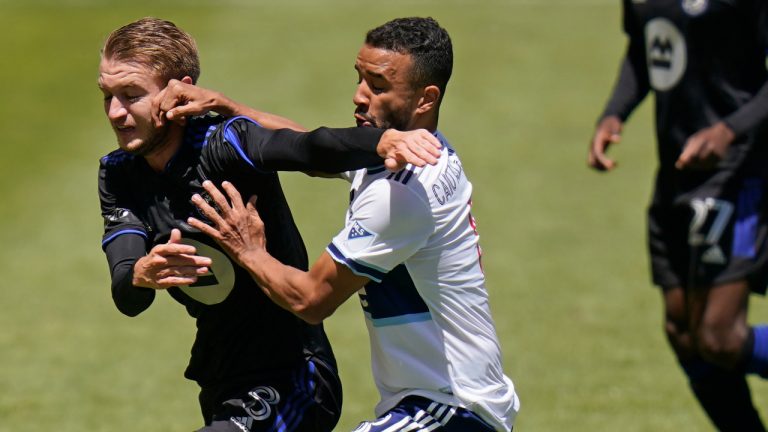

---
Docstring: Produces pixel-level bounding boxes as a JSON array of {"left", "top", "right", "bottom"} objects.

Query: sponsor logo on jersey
[
  {"left": 645, "top": 18, "right": 687, "bottom": 91},
  {"left": 348, "top": 221, "right": 373, "bottom": 239},
  {"left": 682, "top": 0, "right": 708, "bottom": 16}
]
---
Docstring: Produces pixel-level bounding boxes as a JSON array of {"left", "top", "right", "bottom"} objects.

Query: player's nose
[
  {"left": 352, "top": 82, "right": 370, "bottom": 107},
  {"left": 107, "top": 97, "right": 128, "bottom": 121}
]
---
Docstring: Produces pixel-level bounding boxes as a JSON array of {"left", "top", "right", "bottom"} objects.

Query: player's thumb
[{"left": 168, "top": 228, "right": 182, "bottom": 244}]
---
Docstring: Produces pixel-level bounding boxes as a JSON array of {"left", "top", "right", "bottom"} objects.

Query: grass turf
[{"left": 1, "top": 0, "right": 766, "bottom": 430}]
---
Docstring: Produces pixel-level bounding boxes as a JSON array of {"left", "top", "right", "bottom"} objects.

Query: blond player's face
[{"left": 98, "top": 57, "right": 169, "bottom": 156}]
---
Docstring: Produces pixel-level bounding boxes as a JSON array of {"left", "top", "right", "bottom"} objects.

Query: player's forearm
[
  {"left": 239, "top": 249, "right": 329, "bottom": 324},
  {"left": 723, "top": 81, "right": 768, "bottom": 138},
  {"left": 600, "top": 50, "right": 649, "bottom": 122},
  {"left": 104, "top": 235, "right": 155, "bottom": 316},
  {"left": 256, "top": 126, "right": 385, "bottom": 173},
  {"left": 111, "top": 260, "right": 155, "bottom": 316},
  {"left": 213, "top": 94, "right": 307, "bottom": 132}
]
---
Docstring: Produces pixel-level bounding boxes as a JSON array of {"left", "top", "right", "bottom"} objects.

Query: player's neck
[
  {"left": 408, "top": 112, "right": 438, "bottom": 133},
  {"left": 143, "top": 126, "right": 185, "bottom": 172}
]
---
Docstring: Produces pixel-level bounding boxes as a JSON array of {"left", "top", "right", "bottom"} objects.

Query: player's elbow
[
  {"left": 111, "top": 282, "right": 154, "bottom": 317},
  {"left": 291, "top": 294, "right": 337, "bottom": 325}
]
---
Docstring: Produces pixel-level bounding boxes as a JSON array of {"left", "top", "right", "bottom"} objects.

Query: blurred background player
[
  {"left": 589, "top": 1, "right": 768, "bottom": 430},
  {"left": 97, "top": 17, "right": 440, "bottom": 432}
]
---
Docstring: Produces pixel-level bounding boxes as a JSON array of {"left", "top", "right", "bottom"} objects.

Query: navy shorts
[
  {"left": 351, "top": 396, "right": 499, "bottom": 432},
  {"left": 196, "top": 356, "right": 341, "bottom": 432},
  {"left": 648, "top": 176, "right": 768, "bottom": 293}
]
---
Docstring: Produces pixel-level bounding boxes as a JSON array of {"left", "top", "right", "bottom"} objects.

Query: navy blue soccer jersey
[
  {"left": 603, "top": 0, "right": 768, "bottom": 195},
  {"left": 98, "top": 115, "right": 386, "bottom": 388}
]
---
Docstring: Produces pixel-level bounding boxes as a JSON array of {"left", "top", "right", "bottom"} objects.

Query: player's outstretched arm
[
  {"left": 188, "top": 181, "right": 367, "bottom": 323},
  {"left": 152, "top": 79, "right": 307, "bottom": 131},
  {"left": 132, "top": 229, "right": 213, "bottom": 290},
  {"left": 588, "top": 115, "right": 623, "bottom": 171}
]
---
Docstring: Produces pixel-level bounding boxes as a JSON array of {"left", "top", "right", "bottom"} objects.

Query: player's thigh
[
  {"left": 197, "top": 357, "right": 341, "bottom": 432},
  {"left": 351, "top": 397, "right": 497, "bottom": 432},
  {"left": 694, "top": 280, "right": 751, "bottom": 346}
]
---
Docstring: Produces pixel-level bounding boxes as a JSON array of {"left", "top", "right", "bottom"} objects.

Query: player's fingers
[
  {"left": 675, "top": 139, "right": 701, "bottom": 169},
  {"left": 418, "top": 130, "right": 443, "bottom": 153},
  {"left": 221, "top": 181, "right": 245, "bottom": 212},
  {"left": 154, "top": 242, "right": 197, "bottom": 257},
  {"left": 201, "top": 181, "right": 233, "bottom": 217},
  {"left": 408, "top": 142, "right": 439, "bottom": 166},
  {"left": 166, "top": 103, "right": 201, "bottom": 121},
  {"left": 190, "top": 194, "right": 227, "bottom": 228},
  {"left": 168, "top": 228, "right": 182, "bottom": 244},
  {"left": 157, "top": 265, "right": 206, "bottom": 279},
  {"left": 187, "top": 214, "right": 223, "bottom": 239},
  {"left": 398, "top": 147, "right": 426, "bottom": 168},
  {"left": 165, "top": 254, "right": 212, "bottom": 267},
  {"left": 384, "top": 157, "right": 404, "bottom": 172},
  {"left": 156, "top": 275, "right": 199, "bottom": 288},
  {"left": 595, "top": 153, "right": 616, "bottom": 171},
  {"left": 151, "top": 88, "right": 168, "bottom": 128},
  {"left": 588, "top": 138, "right": 613, "bottom": 171}
]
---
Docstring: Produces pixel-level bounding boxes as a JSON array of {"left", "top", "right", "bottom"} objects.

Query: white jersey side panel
[{"left": 327, "top": 135, "right": 519, "bottom": 431}]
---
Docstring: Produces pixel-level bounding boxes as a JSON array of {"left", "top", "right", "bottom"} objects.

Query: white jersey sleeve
[{"left": 328, "top": 177, "right": 433, "bottom": 281}]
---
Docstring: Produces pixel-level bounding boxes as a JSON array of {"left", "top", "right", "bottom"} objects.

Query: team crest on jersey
[
  {"left": 645, "top": 18, "right": 687, "bottom": 91},
  {"left": 682, "top": 0, "right": 708, "bottom": 16},
  {"left": 348, "top": 221, "right": 373, "bottom": 239},
  {"left": 179, "top": 238, "right": 235, "bottom": 305}
]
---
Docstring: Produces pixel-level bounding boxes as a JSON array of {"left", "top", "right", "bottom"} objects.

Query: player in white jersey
[
  {"left": 327, "top": 131, "right": 517, "bottom": 430},
  {"left": 160, "top": 17, "right": 519, "bottom": 432}
]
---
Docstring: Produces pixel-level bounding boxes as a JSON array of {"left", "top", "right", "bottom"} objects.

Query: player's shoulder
[
  {"left": 99, "top": 149, "right": 136, "bottom": 175},
  {"left": 209, "top": 115, "right": 263, "bottom": 139}
]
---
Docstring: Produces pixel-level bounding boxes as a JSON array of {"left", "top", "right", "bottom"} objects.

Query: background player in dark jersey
[
  {"left": 97, "top": 17, "right": 441, "bottom": 432},
  {"left": 589, "top": 1, "right": 768, "bottom": 430}
]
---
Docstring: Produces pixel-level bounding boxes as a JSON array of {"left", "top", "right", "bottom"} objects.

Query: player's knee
[
  {"left": 695, "top": 326, "right": 747, "bottom": 369},
  {"left": 664, "top": 318, "right": 695, "bottom": 358}
]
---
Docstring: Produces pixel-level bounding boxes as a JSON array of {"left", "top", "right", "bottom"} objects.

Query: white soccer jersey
[{"left": 327, "top": 132, "right": 519, "bottom": 431}]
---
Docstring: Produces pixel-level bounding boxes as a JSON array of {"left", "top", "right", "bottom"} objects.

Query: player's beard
[
  {"left": 125, "top": 124, "right": 171, "bottom": 157},
  {"left": 356, "top": 109, "right": 412, "bottom": 131}
]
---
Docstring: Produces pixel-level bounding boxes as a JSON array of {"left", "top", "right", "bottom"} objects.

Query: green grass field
[{"left": 2, "top": 0, "right": 767, "bottom": 430}]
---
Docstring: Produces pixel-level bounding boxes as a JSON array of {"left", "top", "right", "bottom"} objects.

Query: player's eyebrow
[{"left": 354, "top": 63, "right": 386, "bottom": 80}]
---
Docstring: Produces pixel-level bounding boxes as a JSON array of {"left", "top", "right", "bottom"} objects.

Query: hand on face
[
  {"left": 152, "top": 79, "right": 226, "bottom": 128},
  {"left": 188, "top": 181, "right": 266, "bottom": 269}
]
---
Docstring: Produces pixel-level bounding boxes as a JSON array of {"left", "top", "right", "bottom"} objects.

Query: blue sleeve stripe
[
  {"left": 221, "top": 116, "right": 266, "bottom": 169},
  {"left": 326, "top": 243, "right": 387, "bottom": 282},
  {"left": 101, "top": 229, "right": 147, "bottom": 247}
]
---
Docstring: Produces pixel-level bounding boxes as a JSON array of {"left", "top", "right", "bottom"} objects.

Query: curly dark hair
[{"left": 365, "top": 17, "right": 453, "bottom": 99}]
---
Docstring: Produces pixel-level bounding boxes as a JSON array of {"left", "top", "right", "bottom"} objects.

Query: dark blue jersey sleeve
[
  {"left": 599, "top": 0, "right": 650, "bottom": 122},
  {"left": 722, "top": 0, "right": 768, "bottom": 137},
  {"left": 104, "top": 234, "right": 156, "bottom": 317},
  {"left": 209, "top": 116, "right": 386, "bottom": 173},
  {"left": 98, "top": 155, "right": 154, "bottom": 316}
]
